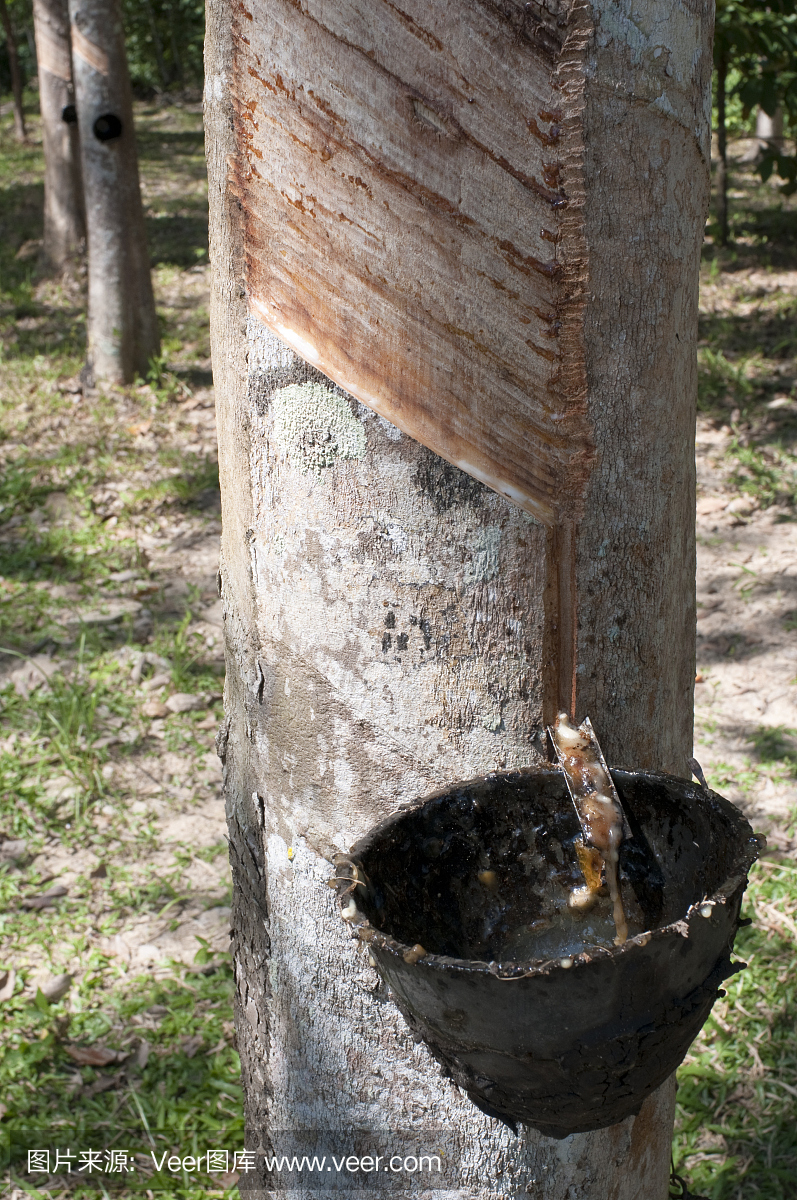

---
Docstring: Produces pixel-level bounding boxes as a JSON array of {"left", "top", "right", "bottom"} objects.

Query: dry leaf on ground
[
  {"left": 38, "top": 973, "right": 73, "bottom": 1001},
  {"left": 21, "top": 884, "right": 68, "bottom": 910},
  {"left": 0, "top": 968, "right": 17, "bottom": 1001},
  {"left": 64, "top": 1044, "right": 128, "bottom": 1066}
]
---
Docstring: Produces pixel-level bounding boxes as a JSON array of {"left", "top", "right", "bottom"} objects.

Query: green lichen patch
[{"left": 270, "top": 384, "right": 366, "bottom": 477}]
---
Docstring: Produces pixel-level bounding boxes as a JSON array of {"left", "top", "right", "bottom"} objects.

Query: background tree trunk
[
  {"left": 756, "top": 107, "right": 784, "bottom": 152},
  {"left": 32, "top": 0, "right": 85, "bottom": 270},
  {"left": 0, "top": 0, "right": 27, "bottom": 141},
  {"left": 68, "top": 0, "right": 159, "bottom": 384},
  {"left": 206, "top": 0, "right": 712, "bottom": 1196},
  {"left": 739, "top": 107, "right": 785, "bottom": 166}
]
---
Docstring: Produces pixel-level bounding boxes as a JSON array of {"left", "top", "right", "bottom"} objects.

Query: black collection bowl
[{"left": 336, "top": 767, "right": 760, "bottom": 1138}]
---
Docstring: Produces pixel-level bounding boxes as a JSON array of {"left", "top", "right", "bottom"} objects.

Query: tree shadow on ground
[
  {"left": 747, "top": 726, "right": 797, "bottom": 772},
  {"left": 138, "top": 129, "right": 208, "bottom": 270},
  {"left": 131, "top": 456, "right": 220, "bottom": 515},
  {"left": 699, "top": 306, "right": 797, "bottom": 364},
  {"left": 704, "top": 194, "right": 797, "bottom": 272},
  {"left": 137, "top": 129, "right": 205, "bottom": 166},
  {"left": 0, "top": 180, "right": 44, "bottom": 275},
  {"left": 173, "top": 366, "right": 213, "bottom": 390}
]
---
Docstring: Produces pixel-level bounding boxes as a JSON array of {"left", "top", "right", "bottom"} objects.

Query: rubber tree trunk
[
  {"left": 205, "top": 0, "right": 712, "bottom": 1196},
  {"left": 68, "top": 0, "right": 159, "bottom": 384},
  {"left": 0, "top": 0, "right": 26, "bottom": 141},
  {"left": 32, "top": 0, "right": 85, "bottom": 270}
]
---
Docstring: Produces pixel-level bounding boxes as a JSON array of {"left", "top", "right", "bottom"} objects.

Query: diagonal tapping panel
[{"left": 229, "top": 0, "right": 594, "bottom": 529}]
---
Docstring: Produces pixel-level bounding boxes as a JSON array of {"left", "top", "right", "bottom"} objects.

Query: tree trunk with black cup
[{"left": 205, "top": 0, "right": 713, "bottom": 1195}]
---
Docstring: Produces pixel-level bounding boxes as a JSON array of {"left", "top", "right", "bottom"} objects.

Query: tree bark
[
  {"left": 68, "top": 0, "right": 159, "bottom": 384},
  {"left": 32, "top": 0, "right": 85, "bottom": 270},
  {"left": 0, "top": 0, "right": 27, "bottom": 142},
  {"left": 206, "top": 0, "right": 712, "bottom": 1196}
]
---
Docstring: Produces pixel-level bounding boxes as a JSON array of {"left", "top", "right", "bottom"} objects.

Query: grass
[
  {"left": 679, "top": 722, "right": 797, "bottom": 1193},
  {"left": 2, "top": 965, "right": 242, "bottom": 1197},
  {"left": 0, "top": 92, "right": 239, "bottom": 1198},
  {"left": 674, "top": 860, "right": 797, "bottom": 1200},
  {"left": 0, "top": 637, "right": 240, "bottom": 1197}
]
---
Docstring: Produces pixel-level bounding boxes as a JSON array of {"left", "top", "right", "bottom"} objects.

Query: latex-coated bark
[
  {"left": 68, "top": 0, "right": 159, "bottom": 383},
  {"left": 33, "top": 0, "right": 85, "bottom": 270},
  {"left": 206, "top": 0, "right": 712, "bottom": 1196}
]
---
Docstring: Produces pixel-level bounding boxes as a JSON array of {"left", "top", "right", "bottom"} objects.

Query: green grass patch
[
  {"left": 129, "top": 456, "right": 219, "bottom": 515},
  {"left": 726, "top": 437, "right": 797, "bottom": 511},
  {"left": 698, "top": 348, "right": 757, "bottom": 416},
  {"left": 674, "top": 859, "right": 797, "bottom": 1199},
  {"left": 0, "top": 961, "right": 242, "bottom": 1197}
]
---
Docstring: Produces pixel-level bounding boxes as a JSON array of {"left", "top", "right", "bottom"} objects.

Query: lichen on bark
[{"left": 270, "top": 383, "right": 367, "bottom": 476}]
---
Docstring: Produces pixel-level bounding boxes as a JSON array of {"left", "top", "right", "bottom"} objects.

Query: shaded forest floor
[{"left": 0, "top": 97, "right": 796, "bottom": 1199}]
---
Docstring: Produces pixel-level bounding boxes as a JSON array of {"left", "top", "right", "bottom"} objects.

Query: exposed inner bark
[{"left": 228, "top": 0, "right": 595, "bottom": 528}]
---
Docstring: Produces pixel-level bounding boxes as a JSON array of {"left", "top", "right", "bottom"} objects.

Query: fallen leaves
[
  {"left": 21, "top": 884, "right": 68, "bottom": 910},
  {"left": 179, "top": 1034, "right": 203, "bottom": 1058},
  {"left": 85, "top": 1071, "right": 123, "bottom": 1095},
  {"left": 127, "top": 419, "right": 153, "bottom": 437},
  {"left": 142, "top": 672, "right": 171, "bottom": 692},
  {"left": 0, "top": 968, "right": 16, "bottom": 1001},
  {"left": 0, "top": 837, "right": 27, "bottom": 864},
  {"left": 9, "top": 654, "right": 60, "bottom": 700},
  {"left": 165, "top": 692, "right": 207, "bottom": 714},
  {"left": 64, "top": 1043, "right": 128, "bottom": 1067},
  {"left": 0, "top": 100, "right": 238, "bottom": 1167},
  {"left": 696, "top": 495, "right": 728, "bottom": 516},
  {"left": 37, "top": 973, "right": 73, "bottom": 1002}
]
